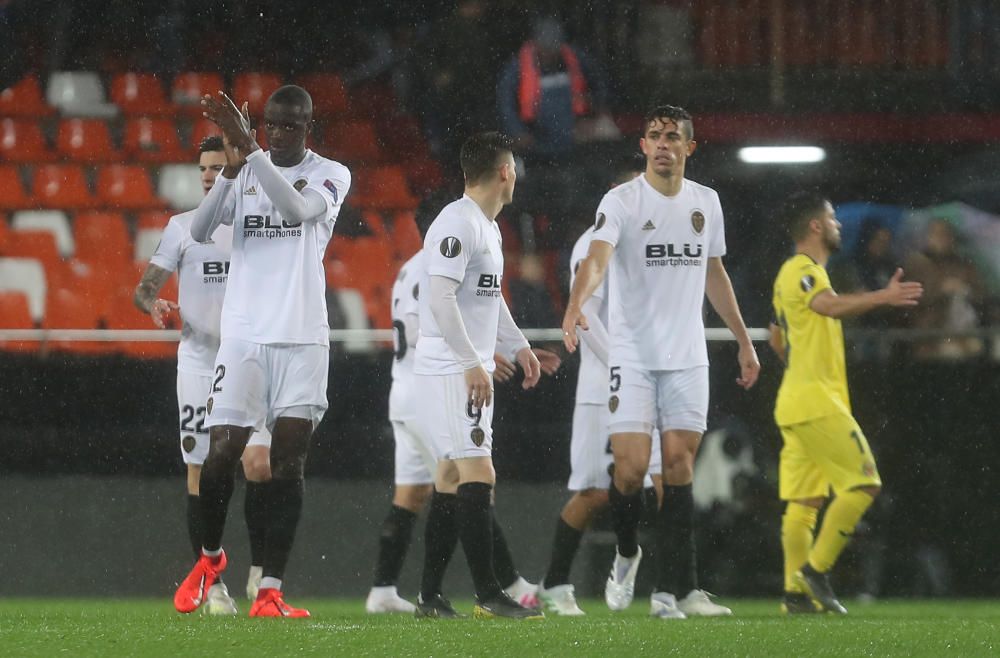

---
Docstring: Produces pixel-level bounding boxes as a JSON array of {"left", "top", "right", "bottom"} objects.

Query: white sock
[
  {"left": 202, "top": 547, "right": 223, "bottom": 558},
  {"left": 260, "top": 576, "right": 282, "bottom": 591}
]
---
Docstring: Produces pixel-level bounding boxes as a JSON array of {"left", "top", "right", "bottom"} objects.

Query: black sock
[
  {"left": 456, "top": 482, "right": 502, "bottom": 601},
  {"left": 491, "top": 509, "right": 520, "bottom": 589},
  {"left": 245, "top": 482, "right": 269, "bottom": 567},
  {"left": 374, "top": 505, "right": 418, "bottom": 587},
  {"left": 543, "top": 517, "right": 583, "bottom": 587},
  {"left": 263, "top": 478, "right": 304, "bottom": 581},
  {"left": 609, "top": 483, "right": 643, "bottom": 558},
  {"left": 420, "top": 491, "right": 459, "bottom": 599},
  {"left": 186, "top": 494, "right": 203, "bottom": 559},
  {"left": 199, "top": 463, "right": 237, "bottom": 552},
  {"left": 656, "top": 484, "right": 697, "bottom": 595}
]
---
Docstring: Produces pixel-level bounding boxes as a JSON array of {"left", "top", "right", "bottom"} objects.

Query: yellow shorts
[{"left": 778, "top": 412, "right": 881, "bottom": 500}]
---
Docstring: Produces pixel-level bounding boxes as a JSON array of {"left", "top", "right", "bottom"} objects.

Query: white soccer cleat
[
  {"left": 504, "top": 576, "right": 541, "bottom": 609},
  {"left": 649, "top": 591, "right": 687, "bottom": 619},
  {"left": 246, "top": 565, "right": 262, "bottom": 601},
  {"left": 203, "top": 582, "right": 238, "bottom": 616},
  {"left": 539, "top": 583, "right": 585, "bottom": 616},
  {"left": 365, "top": 586, "right": 417, "bottom": 614},
  {"left": 605, "top": 546, "right": 642, "bottom": 611},
  {"left": 677, "top": 589, "right": 733, "bottom": 617}
]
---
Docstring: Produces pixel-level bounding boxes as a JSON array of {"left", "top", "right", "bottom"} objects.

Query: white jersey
[
  {"left": 414, "top": 195, "right": 504, "bottom": 376},
  {"left": 389, "top": 250, "right": 424, "bottom": 421},
  {"left": 150, "top": 210, "right": 232, "bottom": 375},
  {"left": 221, "top": 149, "right": 350, "bottom": 344},
  {"left": 570, "top": 227, "right": 609, "bottom": 404},
  {"left": 592, "top": 175, "right": 726, "bottom": 370}
]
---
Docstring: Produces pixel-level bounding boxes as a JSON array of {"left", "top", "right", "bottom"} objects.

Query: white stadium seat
[
  {"left": 0, "top": 257, "right": 47, "bottom": 322},
  {"left": 46, "top": 72, "right": 118, "bottom": 118},
  {"left": 157, "top": 164, "right": 203, "bottom": 210},
  {"left": 336, "top": 288, "right": 374, "bottom": 353},
  {"left": 134, "top": 228, "right": 163, "bottom": 262},
  {"left": 11, "top": 210, "right": 74, "bottom": 257}
]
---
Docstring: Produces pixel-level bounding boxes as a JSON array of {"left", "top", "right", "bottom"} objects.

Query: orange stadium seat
[
  {"left": 189, "top": 117, "right": 222, "bottom": 150},
  {"left": 137, "top": 210, "right": 172, "bottom": 230},
  {"left": 106, "top": 262, "right": 178, "bottom": 358},
  {"left": 389, "top": 210, "right": 423, "bottom": 260},
  {"left": 110, "top": 73, "right": 172, "bottom": 116},
  {"left": 353, "top": 166, "right": 418, "bottom": 210},
  {"left": 0, "top": 75, "right": 54, "bottom": 118},
  {"left": 32, "top": 164, "right": 98, "bottom": 210},
  {"left": 56, "top": 118, "right": 119, "bottom": 163},
  {"left": 43, "top": 285, "right": 114, "bottom": 354},
  {"left": 96, "top": 164, "right": 164, "bottom": 210},
  {"left": 296, "top": 73, "right": 348, "bottom": 115},
  {"left": 324, "top": 120, "right": 380, "bottom": 164},
  {"left": 74, "top": 211, "right": 132, "bottom": 267},
  {"left": 1, "top": 119, "right": 54, "bottom": 163},
  {"left": 0, "top": 166, "right": 33, "bottom": 210},
  {"left": 233, "top": 72, "right": 282, "bottom": 117},
  {"left": 5, "top": 230, "right": 68, "bottom": 289},
  {"left": 0, "top": 291, "right": 37, "bottom": 352},
  {"left": 123, "top": 118, "right": 185, "bottom": 163},
  {"left": 0, "top": 213, "right": 8, "bottom": 253},
  {"left": 172, "top": 72, "right": 226, "bottom": 116}
]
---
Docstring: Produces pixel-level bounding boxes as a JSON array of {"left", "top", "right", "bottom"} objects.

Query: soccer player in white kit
[
  {"left": 173, "top": 86, "right": 350, "bottom": 618},
  {"left": 563, "top": 105, "right": 760, "bottom": 619},
  {"left": 135, "top": 136, "right": 272, "bottom": 615},
  {"left": 412, "top": 132, "right": 543, "bottom": 620}
]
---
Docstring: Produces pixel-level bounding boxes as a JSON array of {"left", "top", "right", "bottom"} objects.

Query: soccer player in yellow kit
[{"left": 769, "top": 192, "right": 922, "bottom": 614}]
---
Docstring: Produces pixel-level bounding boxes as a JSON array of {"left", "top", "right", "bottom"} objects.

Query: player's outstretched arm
[
  {"left": 705, "top": 257, "right": 760, "bottom": 389},
  {"left": 562, "top": 240, "right": 613, "bottom": 352},
  {"left": 134, "top": 264, "right": 178, "bottom": 328},
  {"left": 810, "top": 268, "right": 923, "bottom": 318}
]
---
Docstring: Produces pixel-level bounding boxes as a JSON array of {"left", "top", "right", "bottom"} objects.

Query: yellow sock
[
  {"left": 782, "top": 503, "right": 818, "bottom": 593},
  {"left": 809, "top": 489, "right": 874, "bottom": 573}
]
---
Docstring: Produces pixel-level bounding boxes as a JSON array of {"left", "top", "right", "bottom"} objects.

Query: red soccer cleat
[
  {"left": 173, "top": 550, "right": 228, "bottom": 614},
  {"left": 249, "top": 588, "right": 311, "bottom": 618}
]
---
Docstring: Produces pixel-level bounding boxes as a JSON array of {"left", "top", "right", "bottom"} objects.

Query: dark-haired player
[
  {"left": 563, "top": 105, "right": 759, "bottom": 619},
  {"left": 770, "top": 192, "right": 921, "bottom": 614},
  {"left": 135, "top": 136, "right": 272, "bottom": 615},
  {"left": 174, "top": 85, "right": 350, "bottom": 618}
]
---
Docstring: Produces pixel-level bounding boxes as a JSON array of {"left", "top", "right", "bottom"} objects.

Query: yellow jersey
[{"left": 772, "top": 253, "right": 851, "bottom": 426}]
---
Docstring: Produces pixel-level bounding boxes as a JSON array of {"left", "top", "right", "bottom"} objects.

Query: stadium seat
[
  {"left": 45, "top": 71, "right": 118, "bottom": 118},
  {"left": 0, "top": 165, "right": 33, "bottom": 210},
  {"left": 56, "top": 118, "right": 119, "bottom": 163},
  {"left": 324, "top": 120, "right": 380, "bottom": 164},
  {"left": 0, "top": 291, "right": 37, "bottom": 352},
  {"left": 296, "top": 73, "right": 348, "bottom": 115},
  {"left": 4, "top": 230, "right": 67, "bottom": 289},
  {"left": 42, "top": 285, "right": 113, "bottom": 354},
  {"left": 172, "top": 72, "right": 225, "bottom": 116},
  {"left": 74, "top": 211, "right": 131, "bottom": 267},
  {"left": 134, "top": 228, "right": 163, "bottom": 262},
  {"left": 106, "top": 263, "right": 178, "bottom": 359},
  {"left": 96, "top": 164, "right": 164, "bottom": 210},
  {"left": 0, "top": 213, "right": 8, "bottom": 253},
  {"left": 123, "top": 118, "right": 185, "bottom": 163},
  {"left": 110, "top": 73, "right": 171, "bottom": 116},
  {"left": 11, "top": 210, "right": 74, "bottom": 257},
  {"left": 157, "top": 164, "right": 203, "bottom": 210},
  {"left": 389, "top": 210, "right": 422, "bottom": 260},
  {"left": 0, "top": 256, "right": 47, "bottom": 322},
  {"left": 352, "top": 166, "right": 418, "bottom": 210},
  {"left": 0, "top": 119, "right": 54, "bottom": 163},
  {"left": 334, "top": 288, "right": 375, "bottom": 353},
  {"left": 188, "top": 117, "right": 222, "bottom": 150},
  {"left": 31, "top": 164, "right": 98, "bottom": 209},
  {"left": 137, "top": 210, "right": 172, "bottom": 230},
  {"left": 233, "top": 72, "right": 282, "bottom": 116},
  {"left": 0, "top": 75, "right": 54, "bottom": 118}
]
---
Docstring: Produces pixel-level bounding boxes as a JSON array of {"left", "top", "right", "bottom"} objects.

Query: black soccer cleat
[
  {"left": 780, "top": 591, "right": 821, "bottom": 615},
  {"left": 415, "top": 593, "right": 465, "bottom": 619},
  {"left": 794, "top": 564, "right": 848, "bottom": 614},
  {"left": 473, "top": 591, "right": 545, "bottom": 620}
]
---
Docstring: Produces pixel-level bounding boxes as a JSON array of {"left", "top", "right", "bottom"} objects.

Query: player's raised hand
[
  {"left": 736, "top": 343, "right": 760, "bottom": 390},
  {"left": 533, "top": 348, "right": 562, "bottom": 376},
  {"left": 149, "top": 298, "right": 179, "bottom": 329},
  {"left": 561, "top": 307, "right": 588, "bottom": 352},
  {"left": 465, "top": 364, "right": 493, "bottom": 408},
  {"left": 516, "top": 347, "right": 542, "bottom": 390},
  {"left": 883, "top": 268, "right": 923, "bottom": 307},
  {"left": 492, "top": 352, "right": 516, "bottom": 383},
  {"left": 202, "top": 92, "right": 259, "bottom": 156}
]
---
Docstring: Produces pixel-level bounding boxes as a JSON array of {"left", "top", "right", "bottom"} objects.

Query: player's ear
[{"left": 687, "top": 139, "right": 697, "bottom": 155}]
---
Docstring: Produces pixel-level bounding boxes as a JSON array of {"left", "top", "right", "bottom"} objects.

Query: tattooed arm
[{"left": 134, "top": 264, "right": 178, "bottom": 328}]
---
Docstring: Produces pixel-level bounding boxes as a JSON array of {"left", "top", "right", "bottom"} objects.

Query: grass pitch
[{"left": 0, "top": 598, "right": 997, "bottom": 657}]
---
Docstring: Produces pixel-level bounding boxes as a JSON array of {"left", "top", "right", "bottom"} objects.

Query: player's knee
[
  {"left": 662, "top": 450, "right": 694, "bottom": 482},
  {"left": 613, "top": 465, "right": 645, "bottom": 494},
  {"left": 577, "top": 488, "right": 610, "bottom": 511},
  {"left": 394, "top": 484, "right": 433, "bottom": 513},
  {"left": 242, "top": 458, "right": 271, "bottom": 483}
]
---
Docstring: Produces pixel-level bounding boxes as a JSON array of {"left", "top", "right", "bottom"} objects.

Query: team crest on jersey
[
  {"left": 691, "top": 210, "right": 705, "bottom": 235},
  {"left": 244, "top": 186, "right": 257, "bottom": 195},
  {"left": 595, "top": 213, "right": 606, "bottom": 230},
  {"left": 182, "top": 435, "right": 196, "bottom": 453},
  {"left": 293, "top": 178, "right": 308, "bottom": 192},
  {"left": 609, "top": 395, "right": 619, "bottom": 413},
  {"left": 206, "top": 396, "right": 214, "bottom": 415},
  {"left": 471, "top": 427, "right": 485, "bottom": 447},
  {"left": 800, "top": 274, "right": 816, "bottom": 292},
  {"left": 440, "top": 237, "right": 462, "bottom": 258},
  {"left": 412, "top": 283, "right": 419, "bottom": 300}
]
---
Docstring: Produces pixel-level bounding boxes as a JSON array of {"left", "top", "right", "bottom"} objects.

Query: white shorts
[
  {"left": 412, "top": 372, "right": 493, "bottom": 461},
  {"left": 391, "top": 419, "right": 435, "bottom": 486},
  {"left": 177, "top": 369, "right": 272, "bottom": 465},
  {"left": 568, "top": 403, "right": 659, "bottom": 491},
  {"left": 206, "top": 338, "right": 329, "bottom": 432},
  {"left": 608, "top": 365, "right": 709, "bottom": 436}
]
